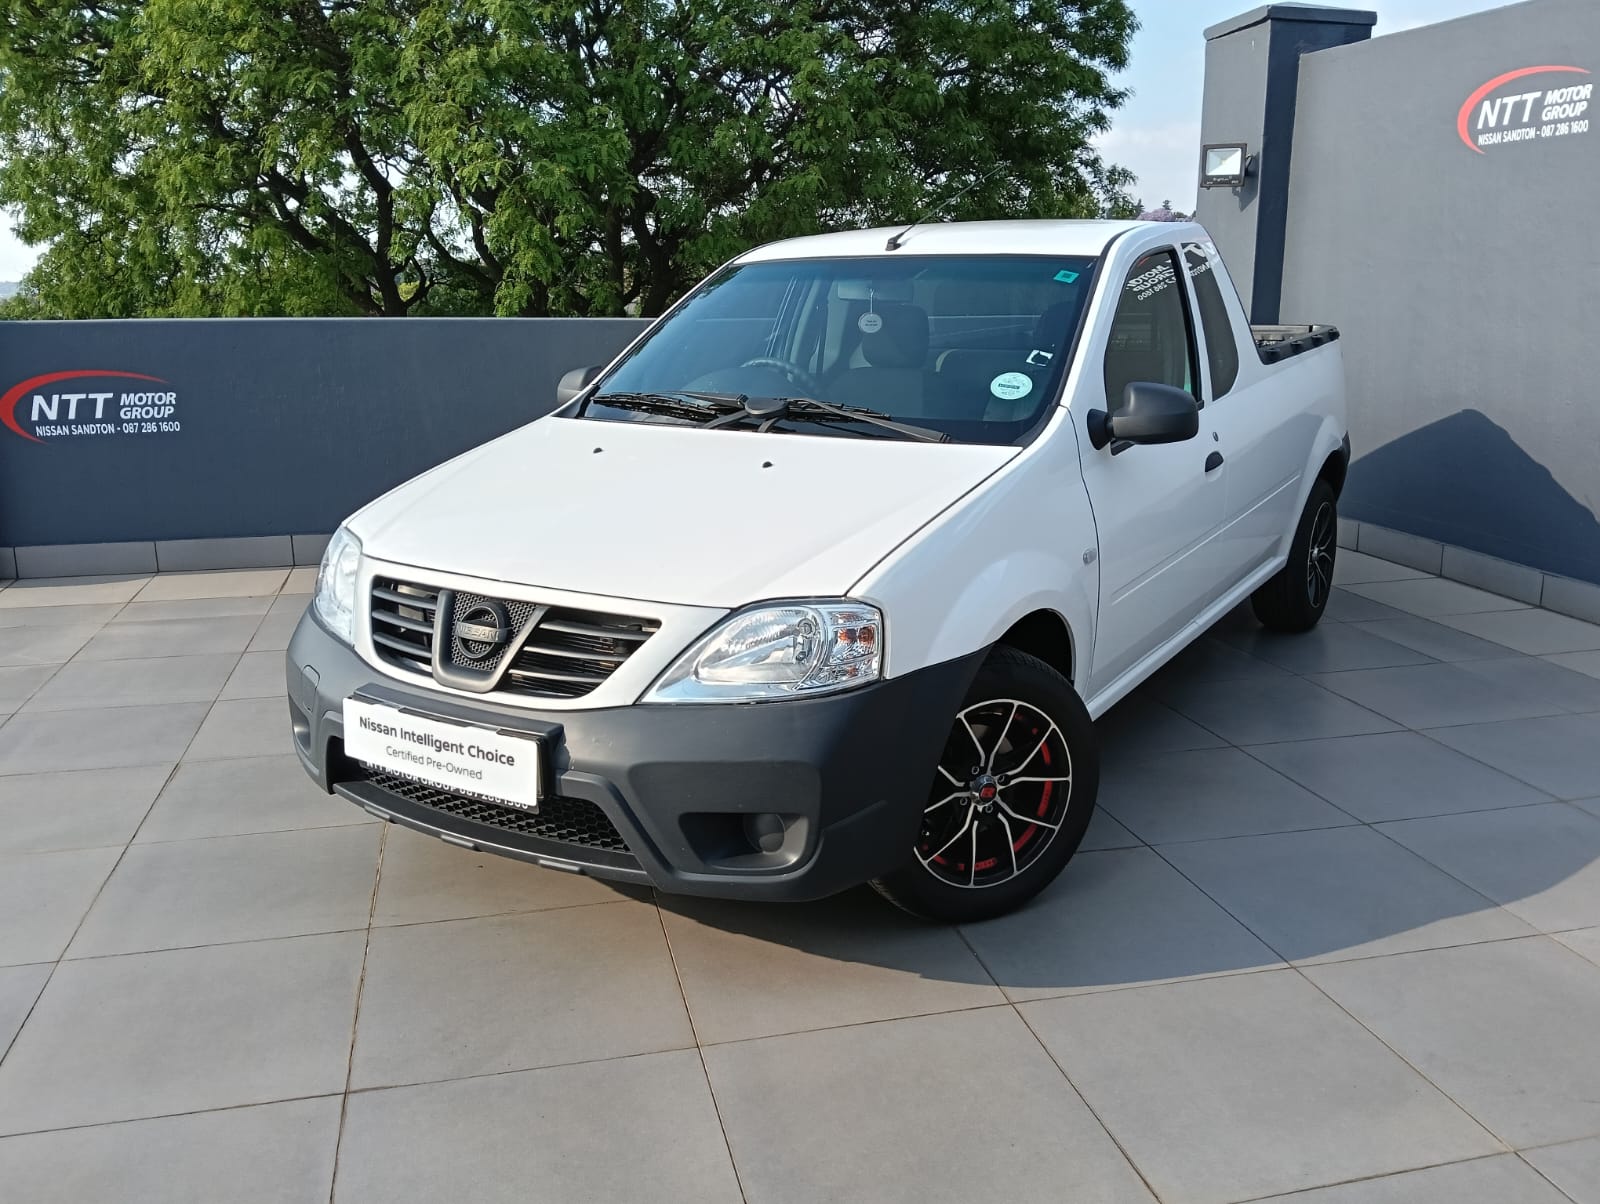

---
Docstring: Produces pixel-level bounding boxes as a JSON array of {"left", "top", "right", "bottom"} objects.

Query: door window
[{"left": 1103, "top": 249, "right": 1200, "bottom": 412}]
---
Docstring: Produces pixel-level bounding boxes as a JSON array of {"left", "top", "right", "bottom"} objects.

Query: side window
[
  {"left": 1103, "top": 249, "right": 1199, "bottom": 413},
  {"left": 1184, "top": 243, "right": 1240, "bottom": 399}
]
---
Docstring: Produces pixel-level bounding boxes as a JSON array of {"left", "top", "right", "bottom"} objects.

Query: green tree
[{"left": 0, "top": 1, "right": 1138, "bottom": 319}]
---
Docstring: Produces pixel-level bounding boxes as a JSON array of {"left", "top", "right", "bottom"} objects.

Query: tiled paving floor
[{"left": 1, "top": 556, "right": 1599, "bottom": 1203}]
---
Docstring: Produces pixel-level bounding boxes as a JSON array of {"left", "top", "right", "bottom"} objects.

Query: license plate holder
[{"left": 342, "top": 697, "right": 541, "bottom": 811}]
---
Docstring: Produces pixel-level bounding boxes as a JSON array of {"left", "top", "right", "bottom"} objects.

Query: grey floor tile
[
  {"left": 372, "top": 825, "right": 621, "bottom": 926},
  {"left": 1451, "top": 654, "right": 1600, "bottom": 714},
  {"left": 1578, "top": 797, "right": 1600, "bottom": 820},
  {"left": 336, "top": 1051, "right": 742, "bottom": 1204},
  {"left": 248, "top": 606, "right": 305, "bottom": 652},
  {"left": 1248, "top": 731, "right": 1550, "bottom": 823},
  {"left": 660, "top": 891, "right": 1001, "bottom": 1044},
  {"left": 1333, "top": 551, "right": 1431, "bottom": 585},
  {"left": 74, "top": 615, "right": 263, "bottom": 662},
  {"left": 186, "top": 697, "right": 297, "bottom": 760},
  {"left": 268, "top": 592, "right": 311, "bottom": 618},
  {"left": 0, "top": 963, "right": 51, "bottom": 1053},
  {"left": 1147, "top": 635, "right": 1290, "bottom": 688},
  {"left": 0, "top": 703, "right": 207, "bottom": 774},
  {"left": 1554, "top": 926, "right": 1600, "bottom": 967},
  {"left": 137, "top": 754, "right": 368, "bottom": 842},
  {"left": 115, "top": 595, "right": 275, "bottom": 622},
  {"left": 1080, "top": 806, "right": 1143, "bottom": 850},
  {"left": 1162, "top": 826, "right": 1530, "bottom": 964},
  {"left": 1438, "top": 608, "right": 1600, "bottom": 655},
  {"left": 0, "top": 1096, "right": 341, "bottom": 1204},
  {"left": 219, "top": 650, "right": 288, "bottom": 700},
  {"left": 1344, "top": 577, "right": 1528, "bottom": 618},
  {"left": 22, "top": 652, "right": 238, "bottom": 712},
  {"left": 1305, "top": 937, "right": 1600, "bottom": 1147},
  {"left": 1095, "top": 691, "right": 1227, "bottom": 758},
  {"left": 1022, "top": 969, "right": 1498, "bottom": 1204},
  {"left": 0, "top": 602, "right": 121, "bottom": 629},
  {"left": 1524, "top": 1137, "right": 1600, "bottom": 1204},
  {"left": 284, "top": 567, "right": 318, "bottom": 592},
  {"left": 0, "top": 575, "right": 148, "bottom": 608},
  {"left": 1151, "top": 673, "right": 1398, "bottom": 746},
  {"left": 350, "top": 903, "right": 692, "bottom": 1088},
  {"left": 1218, "top": 623, "right": 1434, "bottom": 674},
  {"left": 1308, "top": 662, "right": 1565, "bottom": 728},
  {"left": 704, "top": 1007, "right": 1155, "bottom": 1204},
  {"left": 1349, "top": 616, "right": 1516, "bottom": 662},
  {"left": 1100, "top": 747, "right": 1355, "bottom": 844},
  {"left": 1549, "top": 648, "right": 1600, "bottom": 680},
  {"left": 0, "top": 765, "right": 171, "bottom": 854},
  {"left": 0, "top": 664, "right": 55, "bottom": 713},
  {"left": 0, "top": 847, "right": 121, "bottom": 965},
  {"left": 0, "top": 932, "right": 364, "bottom": 1133},
  {"left": 69, "top": 825, "right": 381, "bottom": 957},
  {"left": 0, "top": 623, "right": 102, "bottom": 667},
  {"left": 959, "top": 847, "right": 1279, "bottom": 1000},
  {"left": 1425, "top": 713, "right": 1600, "bottom": 799},
  {"left": 1251, "top": 1155, "right": 1570, "bottom": 1203},
  {"left": 134, "top": 568, "right": 290, "bottom": 602},
  {"left": 1321, "top": 588, "right": 1414, "bottom": 623},
  {"left": 1377, "top": 803, "right": 1600, "bottom": 932}
]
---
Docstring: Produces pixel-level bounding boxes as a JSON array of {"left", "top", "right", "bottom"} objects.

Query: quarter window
[
  {"left": 1184, "top": 243, "right": 1240, "bottom": 399},
  {"left": 1103, "top": 249, "right": 1199, "bottom": 412}
]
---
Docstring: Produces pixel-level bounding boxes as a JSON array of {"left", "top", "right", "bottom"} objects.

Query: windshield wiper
[
  {"left": 587, "top": 390, "right": 746, "bottom": 421},
  {"left": 705, "top": 396, "right": 950, "bottom": 443}
]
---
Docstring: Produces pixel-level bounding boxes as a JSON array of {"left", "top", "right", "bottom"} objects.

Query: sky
[{"left": 0, "top": 0, "right": 1519, "bottom": 281}]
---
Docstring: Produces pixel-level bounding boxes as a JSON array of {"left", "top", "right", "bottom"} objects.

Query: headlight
[
  {"left": 644, "top": 601, "right": 883, "bottom": 703},
  {"left": 312, "top": 525, "right": 363, "bottom": 645}
]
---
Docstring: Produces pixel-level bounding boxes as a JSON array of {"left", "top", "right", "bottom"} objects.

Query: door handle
[{"left": 1204, "top": 451, "right": 1225, "bottom": 473}]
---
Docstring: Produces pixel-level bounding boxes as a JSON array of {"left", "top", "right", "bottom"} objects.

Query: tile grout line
[
  {"left": 943, "top": 922, "right": 1168, "bottom": 1201},
  {"left": 651, "top": 895, "right": 751, "bottom": 1204},
  {"left": 1512, "top": 1151, "right": 1586, "bottom": 1204},
  {"left": 326, "top": 822, "right": 388, "bottom": 1204},
  {"left": 1138, "top": 834, "right": 1520, "bottom": 1159}
]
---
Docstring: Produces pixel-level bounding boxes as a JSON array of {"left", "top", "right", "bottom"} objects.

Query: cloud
[{"left": 1095, "top": 120, "right": 1203, "bottom": 208}]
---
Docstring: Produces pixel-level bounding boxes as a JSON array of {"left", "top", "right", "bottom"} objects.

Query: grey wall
[
  {"left": 0, "top": 318, "right": 648, "bottom": 551},
  {"left": 1277, "top": 0, "right": 1600, "bottom": 584}
]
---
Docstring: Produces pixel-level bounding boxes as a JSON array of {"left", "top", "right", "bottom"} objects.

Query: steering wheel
[{"left": 739, "top": 357, "right": 824, "bottom": 397}]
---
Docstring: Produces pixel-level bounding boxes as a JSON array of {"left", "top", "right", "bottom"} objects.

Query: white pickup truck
[{"left": 287, "top": 219, "right": 1347, "bottom": 921}]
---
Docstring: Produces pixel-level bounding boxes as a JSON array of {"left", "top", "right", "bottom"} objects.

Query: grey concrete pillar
[{"left": 1194, "top": 5, "right": 1375, "bottom": 324}]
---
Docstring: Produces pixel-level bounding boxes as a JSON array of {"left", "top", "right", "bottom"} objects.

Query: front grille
[
  {"left": 358, "top": 765, "right": 631, "bottom": 853},
  {"left": 369, "top": 577, "right": 659, "bottom": 700}
]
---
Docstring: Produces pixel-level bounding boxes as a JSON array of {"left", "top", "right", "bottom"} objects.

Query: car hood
[{"left": 349, "top": 416, "right": 1016, "bottom": 608}]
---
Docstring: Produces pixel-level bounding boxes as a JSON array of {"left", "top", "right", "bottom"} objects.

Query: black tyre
[
  {"left": 871, "top": 646, "right": 1098, "bottom": 923},
  {"left": 1250, "top": 479, "right": 1337, "bottom": 633}
]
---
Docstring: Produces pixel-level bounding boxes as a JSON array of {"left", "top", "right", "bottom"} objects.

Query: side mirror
[
  {"left": 1086, "top": 381, "right": 1200, "bottom": 450},
  {"left": 556, "top": 364, "right": 603, "bottom": 406}
]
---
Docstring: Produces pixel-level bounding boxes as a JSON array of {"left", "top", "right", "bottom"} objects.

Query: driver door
[{"left": 1079, "top": 246, "right": 1229, "bottom": 697}]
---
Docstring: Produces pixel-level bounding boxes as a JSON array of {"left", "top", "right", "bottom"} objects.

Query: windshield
[{"left": 580, "top": 254, "right": 1097, "bottom": 445}]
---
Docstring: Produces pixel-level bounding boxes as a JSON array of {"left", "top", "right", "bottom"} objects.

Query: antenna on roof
[{"left": 884, "top": 165, "right": 1007, "bottom": 251}]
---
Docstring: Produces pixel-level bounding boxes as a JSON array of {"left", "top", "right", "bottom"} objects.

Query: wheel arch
[{"left": 994, "top": 608, "right": 1077, "bottom": 687}]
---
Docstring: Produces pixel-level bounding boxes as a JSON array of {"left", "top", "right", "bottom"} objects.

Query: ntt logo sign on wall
[
  {"left": 1, "top": 370, "right": 182, "bottom": 444},
  {"left": 1459, "top": 65, "right": 1591, "bottom": 153}
]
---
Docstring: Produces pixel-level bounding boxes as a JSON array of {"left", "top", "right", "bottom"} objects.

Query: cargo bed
[{"left": 1252, "top": 324, "right": 1340, "bottom": 364}]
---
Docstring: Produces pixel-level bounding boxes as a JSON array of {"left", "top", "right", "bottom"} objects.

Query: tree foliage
[{"left": 1, "top": 0, "right": 1138, "bottom": 318}]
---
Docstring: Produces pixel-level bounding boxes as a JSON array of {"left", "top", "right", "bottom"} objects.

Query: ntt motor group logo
[
  {"left": 1, "top": 370, "right": 182, "bottom": 444},
  {"left": 1459, "top": 65, "right": 1591, "bottom": 153}
]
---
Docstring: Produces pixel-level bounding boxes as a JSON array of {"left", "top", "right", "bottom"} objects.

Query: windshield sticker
[
  {"left": 990, "top": 372, "right": 1033, "bottom": 401},
  {"left": 1025, "top": 349, "right": 1054, "bottom": 366},
  {"left": 858, "top": 311, "right": 884, "bottom": 334},
  {"left": 1053, "top": 269, "right": 1080, "bottom": 284}
]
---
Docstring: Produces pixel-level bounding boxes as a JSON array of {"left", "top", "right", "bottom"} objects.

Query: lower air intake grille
[{"left": 357, "top": 765, "right": 631, "bottom": 853}]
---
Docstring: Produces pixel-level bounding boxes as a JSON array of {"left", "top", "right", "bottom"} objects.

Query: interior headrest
[{"left": 861, "top": 304, "right": 930, "bottom": 370}]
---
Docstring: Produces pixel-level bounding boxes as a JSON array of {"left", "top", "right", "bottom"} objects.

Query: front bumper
[{"left": 286, "top": 612, "right": 983, "bottom": 901}]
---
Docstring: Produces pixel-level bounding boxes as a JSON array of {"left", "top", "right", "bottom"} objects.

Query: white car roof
[{"left": 735, "top": 219, "right": 1165, "bottom": 263}]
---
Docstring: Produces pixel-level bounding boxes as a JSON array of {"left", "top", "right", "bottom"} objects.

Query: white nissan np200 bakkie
[{"left": 287, "top": 219, "right": 1348, "bottom": 922}]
